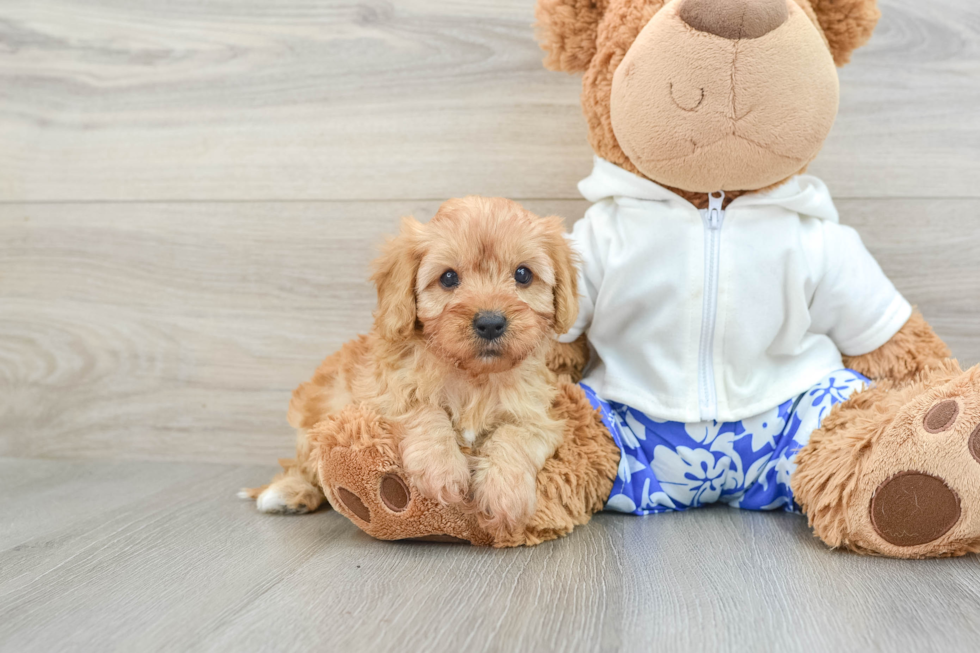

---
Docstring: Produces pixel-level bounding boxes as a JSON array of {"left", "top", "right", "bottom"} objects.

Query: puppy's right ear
[
  {"left": 371, "top": 217, "right": 424, "bottom": 342},
  {"left": 535, "top": 0, "right": 607, "bottom": 73},
  {"left": 540, "top": 215, "right": 580, "bottom": 336}
]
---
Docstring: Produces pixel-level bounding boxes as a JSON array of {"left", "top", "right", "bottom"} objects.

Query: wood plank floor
[
  {"left": 1, "top": 457, "right": 979, "bottom": 653},
  {"left": 2, "top": 0, "right": 980, "bottom": 650}
]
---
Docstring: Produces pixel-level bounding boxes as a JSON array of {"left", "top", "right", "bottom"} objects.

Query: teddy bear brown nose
[{"left": 679, "top": 0, "right": 788, "bottom": 40}]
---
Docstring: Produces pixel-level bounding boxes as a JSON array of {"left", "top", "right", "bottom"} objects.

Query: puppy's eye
[
  {"left": 514, "top": 266, "right": 533, "bottom": 286},
  {"left": 439, "top": 269, "right": 460, "bottom": 289}
]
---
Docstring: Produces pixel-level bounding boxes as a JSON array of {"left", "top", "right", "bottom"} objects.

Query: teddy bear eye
[
  {"left": 514, "top": 266, "right": 533, "bottom": 286},
  {"left": 439, "top": 269, "right": 460, "bottom": 289}
]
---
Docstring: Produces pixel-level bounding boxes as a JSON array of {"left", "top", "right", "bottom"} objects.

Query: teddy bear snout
[
  {"left": 679, "top": 0, "right": 788, "bottom": 40},
  {"left": 608, "top": 0, "right": 838, "bottom": 192}
]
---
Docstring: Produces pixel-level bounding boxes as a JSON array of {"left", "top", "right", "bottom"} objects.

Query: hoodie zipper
[{"left": 697, "top": 191, "right": 725, "bottom": 421}]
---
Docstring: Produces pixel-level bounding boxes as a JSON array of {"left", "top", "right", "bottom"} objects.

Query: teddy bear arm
[
  {"left": 496, "top": 382, "right": 619, "bottom": 547},
  {"left": 841, "top": 309, "right": 952, "bottom": 384},
  {"left": 545, "top": 334, "right": 590, "bottom": 382}
]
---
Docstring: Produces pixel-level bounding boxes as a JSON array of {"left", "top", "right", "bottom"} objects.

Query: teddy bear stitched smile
[{"left": 609, "top": 0, "right": 839, "bottom": 191}]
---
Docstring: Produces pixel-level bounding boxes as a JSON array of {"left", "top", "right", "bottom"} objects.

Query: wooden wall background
[{"left": 2, "top": 0, "right": 979, "bottom": 465}]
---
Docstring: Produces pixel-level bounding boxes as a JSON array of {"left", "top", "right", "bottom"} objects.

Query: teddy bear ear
[
  {"left": 808, "top": 0, "right": 881, "bottom": 66},
  {"left": 535, "top": 0, "right": 608, "bottom": 73}
]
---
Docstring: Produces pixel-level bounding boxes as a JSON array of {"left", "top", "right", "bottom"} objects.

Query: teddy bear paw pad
[
  {"left": 336, "top": 487, "right": 371, "bottom": 523},
  {"left": 854, "top": 373, "right": 980, "bottom": 556},
  {"left": 923, "top": 399, "right": 959, "bottom": 433},
  {"left": 379, "top": 474, "right": 410, "bottom": 512},
  {"left": 870, "top": 471, "right": 961, "bottom": 547}
]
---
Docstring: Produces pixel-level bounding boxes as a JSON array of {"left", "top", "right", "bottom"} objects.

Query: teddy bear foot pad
[
  {"left": 319, "top": 442, "right": 494, "bottom": 546},
  {"left": 865, "top": 381, "right": 980, "bottom": 551}
]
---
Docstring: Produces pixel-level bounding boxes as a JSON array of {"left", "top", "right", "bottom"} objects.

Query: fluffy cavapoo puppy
[{"left": 241, "top": 196, "right": 579, "bottom": 535}]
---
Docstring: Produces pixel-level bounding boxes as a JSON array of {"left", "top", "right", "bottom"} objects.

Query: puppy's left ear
[
  {"left": 542, "top": 215, "right": 579, "bottom": 336},
  {"left": 371, "top": 217, "right": 425, "bottom": 342}
]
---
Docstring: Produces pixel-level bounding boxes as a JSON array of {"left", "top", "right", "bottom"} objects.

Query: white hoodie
[{"left": 561, "top": 157, "right": 911, "bottom": 423}]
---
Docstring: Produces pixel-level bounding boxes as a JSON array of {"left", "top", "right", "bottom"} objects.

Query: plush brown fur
[
  {"left": 809, "top": 0, "right": 880, "bottom": 66},
  {"left": 536, "top": 0, "right": 609, "bottom": 73},
  {"left": 545, "top": 334, "right": 591, "bottom": 383},
  {"left": 244, "top": 197, "right": 587, "bottom": 538}
]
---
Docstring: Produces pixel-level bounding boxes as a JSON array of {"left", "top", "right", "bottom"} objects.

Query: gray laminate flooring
[{"left": 2, "top": 457, "right": 979, "bottom": 652}]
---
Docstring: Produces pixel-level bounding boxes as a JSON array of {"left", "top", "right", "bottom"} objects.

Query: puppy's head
[{"left": 371, "top": 196, "right": 578, "bottom": 375}]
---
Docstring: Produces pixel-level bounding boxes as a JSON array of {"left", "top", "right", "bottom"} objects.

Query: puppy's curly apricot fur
[{"left": 243, "top": 197, "right": 580, "bottom": 536}]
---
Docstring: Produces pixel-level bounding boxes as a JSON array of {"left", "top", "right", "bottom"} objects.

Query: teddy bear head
[{"left": 536, "top": 0, "right": 880, "bottom": 197}]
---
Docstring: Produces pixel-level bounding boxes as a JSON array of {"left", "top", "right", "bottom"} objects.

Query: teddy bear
[{"left": 313, "top": 0, "right": 980, "bottom": 558}]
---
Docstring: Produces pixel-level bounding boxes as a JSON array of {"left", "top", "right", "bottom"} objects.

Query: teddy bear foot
[
  {"left": 310, "top": 383, "right": 620, "bottom": 548},
  {"left": 320, "top": 445, "right": 496, "bottom": 546},
  {"left": 310, "top": 406, "right": 494, "bottom": 546},
  {"left": 795, "top": 361, "right": 980, "bottom": 558}
]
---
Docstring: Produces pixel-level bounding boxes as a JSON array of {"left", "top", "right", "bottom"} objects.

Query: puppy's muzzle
[{"left": 473, "top": 311, "right": 508, "bottom": 341}]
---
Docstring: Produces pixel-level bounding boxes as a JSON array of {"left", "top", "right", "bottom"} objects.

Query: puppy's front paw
[
  {"left": 472, "top": 461, "right": 537, "bottom": 537},
  {"left": 402, "top": 444, "right": 470, "bottom": 505}
]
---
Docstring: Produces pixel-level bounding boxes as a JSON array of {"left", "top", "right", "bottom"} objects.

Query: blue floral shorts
[{"left": 582, "top": 369, "right": 869, "bottom": 515}]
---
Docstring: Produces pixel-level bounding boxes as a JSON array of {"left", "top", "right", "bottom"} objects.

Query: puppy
[{"left": 241, "top": 196, "right": 579, "bottom": 534}]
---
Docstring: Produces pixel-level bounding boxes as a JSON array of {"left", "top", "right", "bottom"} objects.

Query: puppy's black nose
[{"left": 473, "top": 311, "right": 508, "bottom": 341}]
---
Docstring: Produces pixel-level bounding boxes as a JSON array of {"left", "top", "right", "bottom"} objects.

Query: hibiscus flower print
[
  {"left": 582, "top": 369, "right": 870, "bottom": 515},
  {"left": 737, "top": 410, "right": 788, "bottom": 453},
  {"left": 651, "top": 446, "right": 738, "bottom": 507},
  {"left": 809, "top": 374, "right": 867, "bottom": 408}
]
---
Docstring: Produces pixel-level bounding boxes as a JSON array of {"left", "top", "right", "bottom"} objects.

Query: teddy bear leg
[
  {"left": 496, "top": 382, "right": 620, "bottom": 547},
  {"left": 793, "top": 361, "right": 980, "bottom": 558},
  {"left": 310, "top": 405, "right": 494, "bottom": 546},
  {"left": 312, "top": 383, "right": 619, "bottom": 548}
]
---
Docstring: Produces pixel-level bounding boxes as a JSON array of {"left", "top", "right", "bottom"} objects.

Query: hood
[{"left": 578, "top": 156, "right": 839, "bottom": 223}]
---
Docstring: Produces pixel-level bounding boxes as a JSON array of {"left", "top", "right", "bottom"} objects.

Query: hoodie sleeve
[
  {"left": 808, "top": 222, "right": 913, "bottom": 356},
  {"left": 558, "top": 205, "right": 607, "bottom": 343}
]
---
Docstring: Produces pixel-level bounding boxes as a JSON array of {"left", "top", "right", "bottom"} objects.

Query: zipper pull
[{"left": 707, "top": 190, "right": 725, "bottom": 229}]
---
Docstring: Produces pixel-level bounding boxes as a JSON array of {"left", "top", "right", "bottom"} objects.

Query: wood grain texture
[
  {"left": 2, "top": 198, "right": 978, "bottom": 464},
  {"left": 0, "top": 0, "right": 978, "bottom": 201},
  {"left": 1, "top": 457, "right": 978, "bottom": 653}
]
